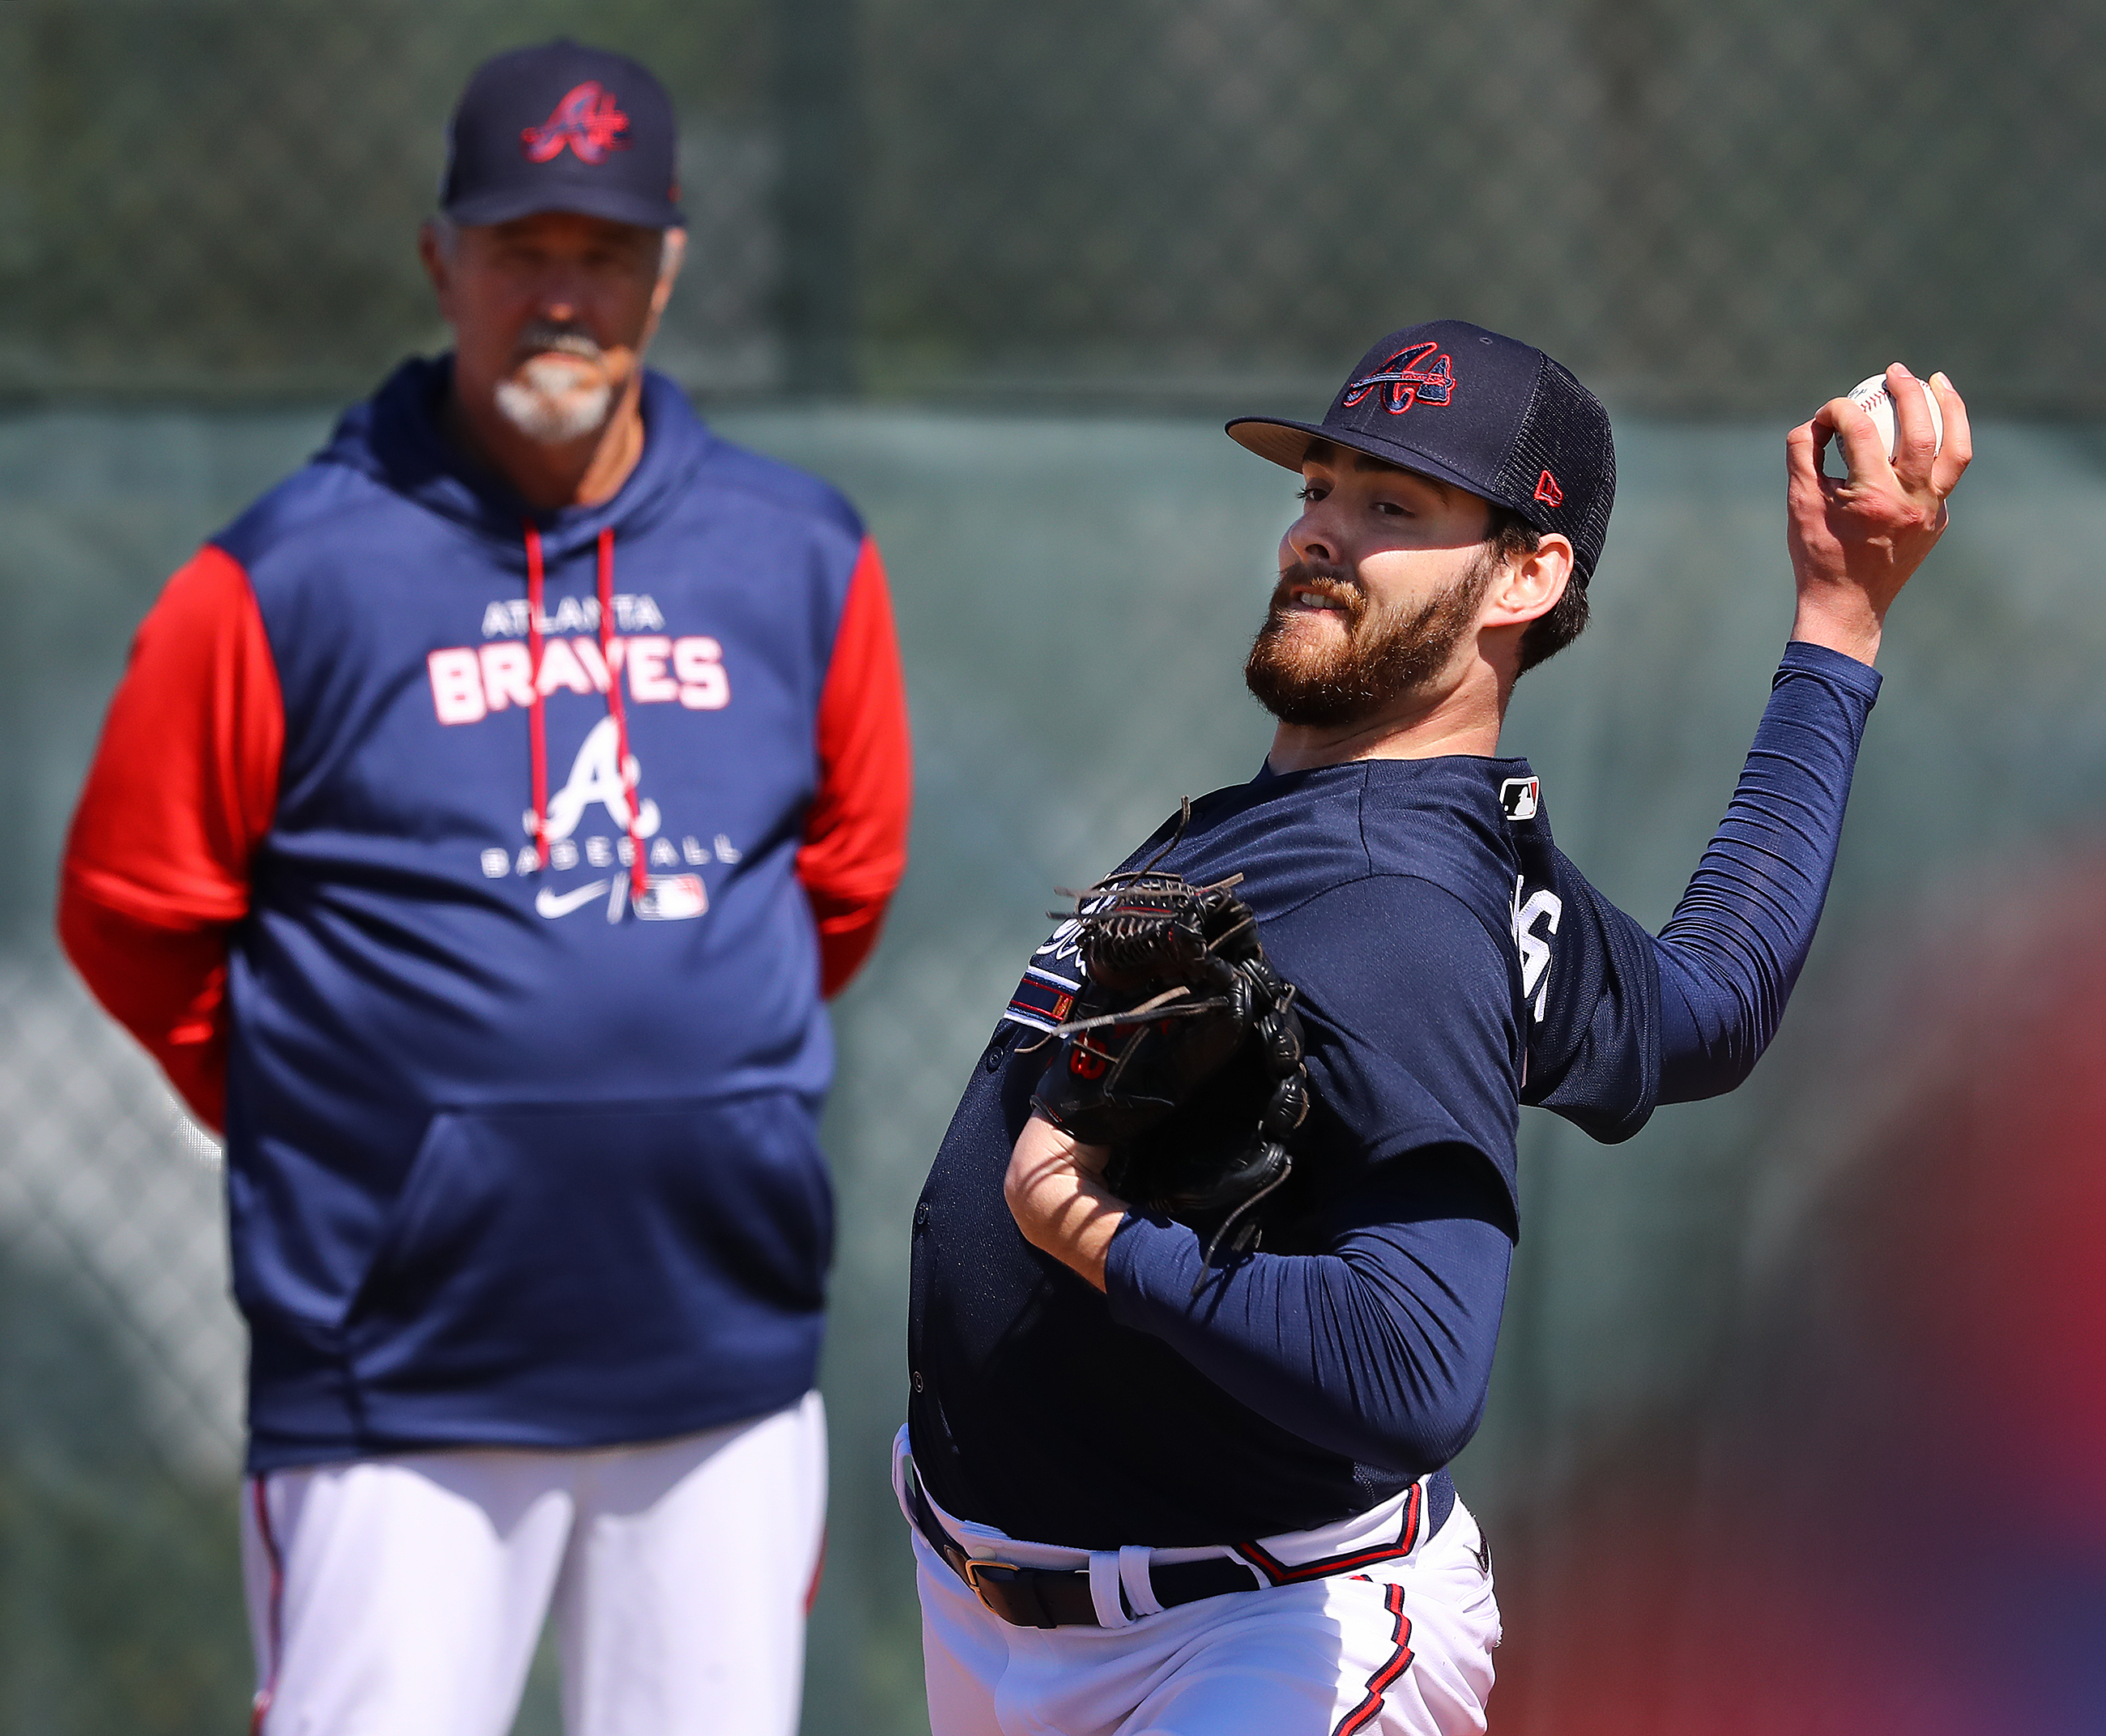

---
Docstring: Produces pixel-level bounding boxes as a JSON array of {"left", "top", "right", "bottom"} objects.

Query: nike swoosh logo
[{"left": 535, "top": 880, "right": 611, "bottom": 919}]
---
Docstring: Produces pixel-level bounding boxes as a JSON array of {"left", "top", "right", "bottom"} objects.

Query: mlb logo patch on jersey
[
  {"left": 1500, "top": 777, "right": 1540, "bottom": 821},
  {"left": 635, "top": 875, "right": 708, "bottom": 921}
]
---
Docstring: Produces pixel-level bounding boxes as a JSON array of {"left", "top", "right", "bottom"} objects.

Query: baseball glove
[{"left": 1030, "top": 848, "right": 1311, "bottom": 1276}]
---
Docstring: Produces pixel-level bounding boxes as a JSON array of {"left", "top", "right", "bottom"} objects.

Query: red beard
[{"left": 1244, "top": 555, "right": 1493, "bottom": 729}]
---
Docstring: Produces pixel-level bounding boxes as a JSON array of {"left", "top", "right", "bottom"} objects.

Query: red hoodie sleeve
[
  {"left": 57, "top": 545, "right": 284, "bottom": 1132},
  {"left": 797, "top": 535, "right": 912, "bottom": 997}
]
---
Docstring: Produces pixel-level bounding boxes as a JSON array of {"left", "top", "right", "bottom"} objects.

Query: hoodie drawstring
[
  {"left": 524, "top": 524, "right": 551, "bottom": 871},
  {"left": 522, "top": 522, "right": 650, "bottom": 905},
  {"left": 596, "top": 527, "right": 649, "bottom": 901}
]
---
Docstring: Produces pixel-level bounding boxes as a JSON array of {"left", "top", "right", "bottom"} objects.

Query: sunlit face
[
  {"left": 1244, "top": 441, "right": 1500, "bottom": 729},
  {"left": 424, "top": 211, "right": 677, "bottom": 446}
]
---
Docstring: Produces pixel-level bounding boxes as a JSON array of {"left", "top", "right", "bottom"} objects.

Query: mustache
[
  {"left": 1267, "top": 559, "right": 1366, "bottom": 624},
  {"left": 513, "top": 322, "right": 604, "bottom": 365}
]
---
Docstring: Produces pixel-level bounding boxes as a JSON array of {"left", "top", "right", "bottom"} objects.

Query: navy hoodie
[{"left": 60, "top": 358, "right": 913, "bottom": 1470}]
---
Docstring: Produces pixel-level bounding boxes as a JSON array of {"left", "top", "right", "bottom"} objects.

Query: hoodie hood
[{"left": 318, "top": 354, "right": 715, "bottom": 559}]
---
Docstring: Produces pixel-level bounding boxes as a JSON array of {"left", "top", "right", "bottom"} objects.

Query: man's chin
[
  {"left": 492, "top": 377, "right": 616, "bottom": 446},
  {"left": 1245, "top": 644, "right": 1375, "bottom": 730},
  {"left": 1249, "top": 689, "right": 1381, "bottom": 732}
]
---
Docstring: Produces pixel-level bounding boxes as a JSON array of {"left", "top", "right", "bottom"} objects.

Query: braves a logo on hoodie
[
  {"left": 539, "top": 715, "right": 660, "bottom": 841},
  {"left": 477, "top": 719, "right": 726, "bottom": 920},
  {"left": 517, "top": 723, "right": 706, "bottom": 923}
]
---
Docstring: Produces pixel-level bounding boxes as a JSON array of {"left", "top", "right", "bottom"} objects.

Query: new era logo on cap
[
  {"left": 442, "top": 41, "right": 682, "bottom": 230},
  {"left": 1225, "top": 319, "right": 1617, "bottom": 586}
]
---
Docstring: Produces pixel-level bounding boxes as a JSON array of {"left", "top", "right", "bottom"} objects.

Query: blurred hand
[{"left": 1784, "top": 363, "right": 1972, "bottom": 665}]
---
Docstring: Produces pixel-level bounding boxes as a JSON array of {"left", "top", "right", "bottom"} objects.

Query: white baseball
[{"left": 1844, "top": 372, "right": 1944, "bottom": 461}]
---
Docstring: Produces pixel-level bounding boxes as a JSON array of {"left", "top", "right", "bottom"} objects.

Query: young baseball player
[
  {"left": 900, "top": 323, "right": 1967, "bottom": 1734},
  {"left": 58, "top": 42, "right": 910, "bottom": 1736}
]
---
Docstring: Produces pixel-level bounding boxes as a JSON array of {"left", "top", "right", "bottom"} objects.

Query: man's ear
[
  {"left": 417, "top": 220, "right": 455, "bottom": 321},
  {"left": 1484, "top": 534, "right": 1574, "bottom": 629},
  {"left": 650, "top": 228, "right": 688, "bottom": 319}
]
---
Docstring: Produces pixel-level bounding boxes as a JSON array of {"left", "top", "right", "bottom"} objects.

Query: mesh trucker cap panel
[{"left": 1490, "top": 356, "right": 1616, "bottom": 583}]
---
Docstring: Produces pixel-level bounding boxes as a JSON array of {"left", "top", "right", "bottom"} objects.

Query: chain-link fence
[
  {"left": 2, "top": 0, "right": 2103, "bottom": 409},
  {"left": 0, "top": 968, "right": 245, "bottom": 1733},
  {"left": 16, "top": 395, "right": 2106, "bottom": 1733},
  {"left": 8, "top": 5, "right": 2106, "bottom": 1734}
]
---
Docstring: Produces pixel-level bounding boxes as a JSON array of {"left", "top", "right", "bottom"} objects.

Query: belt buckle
[
  {"left": 962, "top": 1556, "right": 1042, "bottom": 1625},
  {"left": 962, "top": 1557, "right": 1017, "bottom": 1597}
]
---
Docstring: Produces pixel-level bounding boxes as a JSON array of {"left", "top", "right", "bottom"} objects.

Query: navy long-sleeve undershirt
[
  {"left": 1653, "top": 644, "right": 1882, "bottom": 1100},
  {"left": 1106, "top": 642, "right": 1882, "bottom": 1474}
]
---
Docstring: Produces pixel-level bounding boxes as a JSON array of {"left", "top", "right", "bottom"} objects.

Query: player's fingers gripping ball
[
  {"left": 1030, "top": 857, "right": 1311, "bottom": 1273},
  {"left": 1819, "top": 367, "right": 1952, "bottom": 487},
  {"left": 1844, "top": 371, "right": 1945, "bottom": 461}
]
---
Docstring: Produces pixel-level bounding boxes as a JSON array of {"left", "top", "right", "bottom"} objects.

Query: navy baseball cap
[
  {"left": 1227, "top": 321, "right": 1617, "bottom": 585},
  {"left": 440, "top": 41, "right": 684, "bottom": 229}
]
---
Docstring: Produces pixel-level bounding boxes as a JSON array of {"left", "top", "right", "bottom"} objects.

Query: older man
[{"left": 59, "top": 41, "right": 910, "bottom": 1736}]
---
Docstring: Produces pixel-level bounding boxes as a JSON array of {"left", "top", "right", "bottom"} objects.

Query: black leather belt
[{"left": 906, "top": 1469, "right": 1264, "bottom": 1628}]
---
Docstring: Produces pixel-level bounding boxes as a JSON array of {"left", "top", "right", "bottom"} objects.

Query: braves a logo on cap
[
  {"left": 1341, "top": 340, "right": 1456, "bottom": 416},
  {"left": 521, "top": 82, "right": 630, "bottom": 164}
]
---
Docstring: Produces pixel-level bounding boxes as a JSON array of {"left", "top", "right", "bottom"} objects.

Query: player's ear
[{"left": 1484, "top": 534, "right": 1572, "bottom": 629}]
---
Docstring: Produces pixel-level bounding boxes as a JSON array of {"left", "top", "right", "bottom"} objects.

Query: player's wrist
[
  {"left": 1011, "top": 1180, "right": 1124, "bottom": 1292},
  {"left": 1788, "top": 599, "right": 1882, "bottom": 668}
]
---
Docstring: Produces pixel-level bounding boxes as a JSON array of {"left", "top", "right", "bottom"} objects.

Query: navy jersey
[
  {"left": 907, "top": 643, "right": 1880, "bottom": 1549},
  {"left": 909, "top": 754, "right": 1659, "bottom": 1546}
]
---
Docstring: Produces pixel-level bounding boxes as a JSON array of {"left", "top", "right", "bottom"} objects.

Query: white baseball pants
[
  {"left": 241, "top": 1392, "right": 827, "bottom": 1736},
  {"left": 897, "top": 1431, "right": 1499, "bottom": 1736}
]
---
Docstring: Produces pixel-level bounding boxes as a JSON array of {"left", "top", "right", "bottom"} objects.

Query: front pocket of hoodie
[{"left": 341, "top": 1093, "right": 833, "bottom": 1416}]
